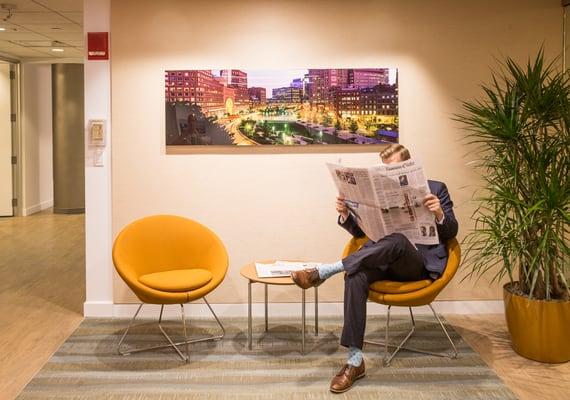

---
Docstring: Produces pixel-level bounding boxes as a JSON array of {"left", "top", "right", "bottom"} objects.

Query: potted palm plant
[{"left": 456, "top": 50, "right": 570, "bottom": 363}]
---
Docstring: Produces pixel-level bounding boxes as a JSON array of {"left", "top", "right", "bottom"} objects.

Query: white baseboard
[
  {"left": 23, "top": 199, "right": 53, "bottom": 216},
  {"left": 84, "top": 301, "right": 115, "bottom": 317},
  {"left": 24, "top": 204, "right": 41, "bottom": 216},
  {"left": 84, "top": 300, "right": 504, "bottom": 318},
  {"left": 40, "top": 199, "right": 53, "bottom": 210}
]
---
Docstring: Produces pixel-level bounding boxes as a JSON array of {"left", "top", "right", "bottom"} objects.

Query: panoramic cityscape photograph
[{"left": 165, "top": 68, "right": 398, "bottom": 146}]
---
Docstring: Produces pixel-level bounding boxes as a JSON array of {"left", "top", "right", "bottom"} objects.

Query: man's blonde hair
[{"left": 379, "top": 144, "right": 411, "bottom": 163}]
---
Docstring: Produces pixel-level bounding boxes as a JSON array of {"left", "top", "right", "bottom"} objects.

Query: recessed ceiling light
[
  {"left": 51, "top": 48, "right": 64, "bottom": 52},
  {"left": 0, "top": 27, "right": 5, "bottom": 31}
]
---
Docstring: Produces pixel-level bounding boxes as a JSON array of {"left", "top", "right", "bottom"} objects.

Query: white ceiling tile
[
  {"left": 27, "top": 47, "right": 75, "bottom": 58},
  {"left": 0, "top": 22, "right": 30, "bottom": 33},
  {"left": 13, "top": 38, "right": 82, "bottom": 49},
  {"left": 0, "top": 0, "right": 46, "bottom": 12},
  {"left": 8, "top": 11, "right": 69, "bottom": 24},
  {"left": 60, "top": 12, "right": 81, "bottom": 24},
  {"left": 57, "top": 47, "right": 82, "bottom": 56},
  {"left": 0, "top": 30, "right": 48, "bottom": 40},
  {"left": 3, "top": 47, "right": 46, "bottom": 57},
  {"left": 19, "top": 22, "right": 82, "bottom": 33},
  {"left": 46, "top": 31, "right": 83, "bottom": 41},
  {"left": 0, "top": 1, "right": 83, "bottom": 60},
  {"left": 11, "top": 39, "right": 54, "bottom": 47},
  {"left": 33, "top": 0, "right": 83, "bottom": 13},
  {"left": 0, "top": 41, "right": 67, "bottom": 59},
  {"left": 64, "top": 40, "right": 83, "bottom": 46},
  {"left": 0, "top": 41, "right": 26, "bottom": 50},
  {"left": 0, "top": 51, "right": 18, "bottom": 60},
  {"left": 18, "top": 48, "right": 47, "bottom": 55}
]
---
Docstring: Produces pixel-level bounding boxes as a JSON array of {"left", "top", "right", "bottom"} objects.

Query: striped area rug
[{"left": 19, "top": 315, "right": 517, "bottom": 399}]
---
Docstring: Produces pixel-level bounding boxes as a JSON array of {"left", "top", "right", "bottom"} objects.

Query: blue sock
[
  {"left": 347, "top": 346, "right": 363, "bottom": 367},
  {"left": 317, "top": 260, "right": 344, "bottom": 280}
]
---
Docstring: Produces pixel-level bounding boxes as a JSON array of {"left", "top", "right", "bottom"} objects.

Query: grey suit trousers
[{"left": 340, "top": 233, "right": 427, "bottom": 349}]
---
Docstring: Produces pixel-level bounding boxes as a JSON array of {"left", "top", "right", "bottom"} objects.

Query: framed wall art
[{"left": 165, "top": 68, "right": 398, "bottom": 148}]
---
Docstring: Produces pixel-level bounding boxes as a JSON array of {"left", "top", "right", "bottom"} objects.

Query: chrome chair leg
[
  {"left": 117, "top": 303, "right": 144, "bottom": 356},
  {"left": 199, "top": 297, "right": 226, "bottom": 342},
  {"left": 181, "top": 304, "right": 189, "bottom": 362},
  {"left": 117, "top": 297, "right": 225, "bottom": 361},
  {"left": 381, "top": 306, "right": 415, "bottom": 366},
  {"left": 384, "top": 305, "right": 391, "bottom": 365},
  {"left": 364, "top": 305, "right": 459, "bottom": 365},
  {"left": 366, "top": 305, "right": 415, "bottom": 366},
  {"left": 158, "top": 304, "right": 188, "bottom": 361},
  {"left": 429, "top": 304, "right": 458, "bottom": 359}
]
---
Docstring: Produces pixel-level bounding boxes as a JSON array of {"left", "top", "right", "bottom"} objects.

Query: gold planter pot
[{"left": 504, "top": 282, "right": 570, "bottom": 363}]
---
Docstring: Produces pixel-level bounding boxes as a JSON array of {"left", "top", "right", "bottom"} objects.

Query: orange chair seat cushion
[
  {"left": 138, "top": 268, "right": 213, "bottom": 292},
  {"left": 369, "top": 279, "right": 432, "bottom": 294}
]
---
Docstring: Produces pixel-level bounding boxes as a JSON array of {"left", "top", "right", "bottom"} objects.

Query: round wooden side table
[{"left": 240, "top": 261, "right": 319, "bottom": 354}]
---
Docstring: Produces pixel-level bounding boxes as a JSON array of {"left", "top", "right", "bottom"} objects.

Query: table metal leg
[
  {"left": 314, "top": 286, "right": 319, "bottom": 336},
  {"left": 248, "top": 280, "right": 252, "bottom": 350},
  {"left": 264, "top": 283, "right": 268, "bottom": 332},
  {"left": 302, "top": 289, "right": 306, "bottom": 355}
]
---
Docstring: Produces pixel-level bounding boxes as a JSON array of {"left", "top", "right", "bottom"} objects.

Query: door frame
[{"left": 1, "top": 55, "right": 22, "bottom": 217}]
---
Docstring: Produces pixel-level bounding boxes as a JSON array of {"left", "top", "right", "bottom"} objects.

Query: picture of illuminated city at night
[{"left": 165, "top": 68, "right": 398, "bottom": 146}]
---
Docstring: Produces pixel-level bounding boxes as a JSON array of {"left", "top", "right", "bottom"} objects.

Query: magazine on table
[{"left": 255, "top": 261, "right": 322, "bottom": 278}]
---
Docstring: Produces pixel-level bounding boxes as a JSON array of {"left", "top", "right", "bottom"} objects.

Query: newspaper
[
  {"left": 327, "top": 159, "right": 439, "bottom": 245},
  {"left": 255, "top": 261, "right": 322, "bottom": 278}
]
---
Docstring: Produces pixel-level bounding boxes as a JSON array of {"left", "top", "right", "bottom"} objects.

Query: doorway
[{"left": 0, "top": 61, "right": 19, "bottom": 217}]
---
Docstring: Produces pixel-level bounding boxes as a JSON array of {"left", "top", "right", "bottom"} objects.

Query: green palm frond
[{"left": 456, "top": 50, "right": 570, "bottom": 301}]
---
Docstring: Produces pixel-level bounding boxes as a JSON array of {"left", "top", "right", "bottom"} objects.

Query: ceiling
[{"left": 0, "top": 0, "right": 83, "bottom": 61}]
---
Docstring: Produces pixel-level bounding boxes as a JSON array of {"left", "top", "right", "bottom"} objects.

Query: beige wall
[
  {"left": 22, "top": 63, "right": 53, "bottom": 216},
  {"left": 111, "top": 0, "right": 563, "bottom": 304}
]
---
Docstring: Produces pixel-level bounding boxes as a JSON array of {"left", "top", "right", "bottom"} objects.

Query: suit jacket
[{"left": 339, "top": 180, "right": 458, "bottom": 276}]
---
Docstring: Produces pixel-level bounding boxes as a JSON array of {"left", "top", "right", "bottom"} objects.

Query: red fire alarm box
[{"left": 87, "top": 32, "right": 109, "bottom": 60}]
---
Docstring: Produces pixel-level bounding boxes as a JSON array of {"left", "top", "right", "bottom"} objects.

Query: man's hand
[
  {"left": 336, "top": 195, "right": 349, "bottom": 220},
  {"left": 423, "top": 194, "right": 444, "bottom": 222}
]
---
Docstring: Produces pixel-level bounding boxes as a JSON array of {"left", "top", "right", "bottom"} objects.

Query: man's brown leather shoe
[
  {"left": 290, "top": 268, "right": 324, "bottom": 289},
  {"left": 329, "top": 361, "right": 366, "bottom": 393}
]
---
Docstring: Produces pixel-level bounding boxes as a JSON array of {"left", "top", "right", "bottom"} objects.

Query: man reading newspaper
[{"left": 291, "top": 144, "right": 458, "bottom": 393}]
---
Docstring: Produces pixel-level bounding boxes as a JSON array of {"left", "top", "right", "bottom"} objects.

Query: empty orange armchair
[
  {"left": 343, "top": 236, "right": 461, "bottom": 366},
  {"left": 113, "top": 215, "right": 228, "bottom": 362}
]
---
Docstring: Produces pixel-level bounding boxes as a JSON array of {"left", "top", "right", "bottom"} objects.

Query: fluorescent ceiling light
[
  {"left": 51, "top": 48, "right": 64, "bottom": 52},
  {"left": 0, "top": 27, "right": 5, "bottom": 31}
]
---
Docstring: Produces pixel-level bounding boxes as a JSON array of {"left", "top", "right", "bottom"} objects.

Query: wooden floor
[
  {"left": 0, "top": 210, "right": 85, "bottom": 400},
  {"left": 1, "top": 211, "right": 568, "bottom": 399},
  {"left": 446, "top": 314, "right": 570, "bottom": 400}
]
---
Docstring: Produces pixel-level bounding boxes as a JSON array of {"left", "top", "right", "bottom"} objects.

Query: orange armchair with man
[{"left": 291, "top": 144, "right": 459, "bottom": 393}]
